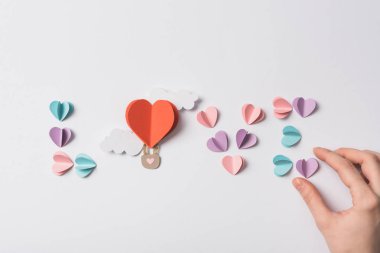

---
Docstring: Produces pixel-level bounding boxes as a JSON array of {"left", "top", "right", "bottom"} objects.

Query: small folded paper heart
[
  {"left": 52, "top": 151, "right": 73, "bottom": 176},
  {"left": 222, "top": 155, "right": 244, "bottom": 175},
  {"left": 49, "top": 127, "right": 73, "bottom": 147},
  {"left": 273, "top": 155, "right": 293, "bottom": 176},
  {"left": 281, "top": 125, "right": 301, "bottom": 148},
  {"left": 126, "top": 99, "right": 179, "bottom": 148},
  {"left": 75, "top": 153, "right": 97, "bottom": 178},
  {"left": 49, "top": 101, "right": 74, "bottom": 121},
  {"left": 273, "top": 97, "right": 292, "bottom": 119},
  {"left": 292, "top": 97, "right": 317, "bottom": 118},
  {"left": 242, "top": 104, "right": 265, "bottom": 124},
  {"left": 207, "top": 131, "right": 228, "bottom": 152},
  {"left": 236, "top": 129, "right": 257, "bottom": 149},
  {"left": 197, "top": 106, "right": 218, "bottom": 128},
  {"left": 296, "top": 158, "right": 319, "bottom": 178}
]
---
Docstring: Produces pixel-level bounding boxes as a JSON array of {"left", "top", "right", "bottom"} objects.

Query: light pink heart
[
  {"left": 242, "top": 104, "right": 265, "bottom": 124},
  {"left": 222, "top": 155, "right": 244, "bottom": 175},
  {"left": 146, "top": 158, "right": 155, "bottom": 164},
  {"left": 52, "top": 151, "right": 73, "bottom": 176},
  {"left": 197, "top": 106, "right": 218, "bottom": 128},
  {"left": 273, "top": 97, "right": 293, "bottom": 119}
]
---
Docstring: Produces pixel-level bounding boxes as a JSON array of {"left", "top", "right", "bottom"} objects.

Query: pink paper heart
[
  {"left": 197, "top": 106, "right": 218, "bottom": 128},
  {"left": 222, "top": 155, "right": 244, "bottom": 175},
  {"left": 242, "top": 104, "right": 265, "bottom": 124},
  {"left": 273, "top": 97, "right": 293, "bottom": 119},
  {"left": 293, "top": 97, "right": 317, "bottom": 118},
  {"left": 52, "top": 151, "right": 73, "bottom": 176},
  {"left": 146, "top": 158, "right": 155, "bottom": 164},
  {"left": 296, "top": 158, "right": 319, "bottom": 178}
]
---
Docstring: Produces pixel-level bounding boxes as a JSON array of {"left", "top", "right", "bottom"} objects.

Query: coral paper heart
[
  {"left": 52, "top": 151, "right": 73, "bottom": 176},
  {"left": 222, "top": 155, "right": 244, "bottom": 175},
  {"left": 126, "top": 99, "right": 178, "bottom": 148},
  {"left": 273, "top": 97, "right": 293, "bottom": 119},
  {"left": 242, "top": 104, "right": 265, "bottom": 124},
  {"left": 197, "top": 106, "right": 218, "bottom": 128}
]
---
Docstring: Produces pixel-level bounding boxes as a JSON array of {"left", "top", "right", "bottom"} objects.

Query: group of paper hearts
[
  {"left": 196, "top": 96, "right": 320, "bottom": 176},
  {"left": 49, "top": 101, "right": 97, "bottom": 177}
]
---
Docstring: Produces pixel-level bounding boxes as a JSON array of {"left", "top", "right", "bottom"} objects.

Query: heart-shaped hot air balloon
[{"left": 125, "top": 99, "right": 179, "bottom": 148}]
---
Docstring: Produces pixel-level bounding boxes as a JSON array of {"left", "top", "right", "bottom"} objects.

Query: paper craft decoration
[
  {"left": 126, "top": 99, "right": 178, "bottom": 148},
  {"left": 49, "top": 101, "right": 74, "bottom": 121},
  {"left": 282, "top": 125, "right": 302, "bottom": 148},
  {"left": 273, "top": 97, "right": 292, "bottom": 119},
  {"left": 100, "top": 129, "right": 143, "bottom": 156},
  {"left": 141, "top": 146, "right": 161, "bottom": 169},
  {"left": 75, "top": 153, "right": 97, "bottom": 178},
  {"left": 296, "top": 158, "right": 319, "bottom": 178},
  {"left": 52, "top": 151, "right": 73, "bottom": 176},
  {"left": 149, "top": 88, "right": 199, "bottom": 110},
  {"left": 196, "top": 106, "right": 218, "bottom": 128},
  {"left": 236, "top": 129, "right": 257, "bottom": 149},
  {"left": 242, "top": 104, "right": 265, "bottom": 124},
  {"left": 293, "top": 97, "right": 317, "bottom": 118},
  {"left": 222, "top": 155, "right": 244, "bottom": 175},
  {"left": 49, "top": 127, "right": 73, "bottom": 147},
  {"left": 207, "top": 131, "right": 228, "bottom": 152},
  {"left": 273, "top": 155, "right": 293, "bottom": 176}
]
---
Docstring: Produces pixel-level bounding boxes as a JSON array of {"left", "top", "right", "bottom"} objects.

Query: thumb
[{"left": 292, "top": 177, "right": 333, "bottom": 229}]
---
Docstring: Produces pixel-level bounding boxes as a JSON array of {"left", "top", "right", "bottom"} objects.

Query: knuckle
[{"left": 362, "top": 150, "right": 379, "bottom": 162}]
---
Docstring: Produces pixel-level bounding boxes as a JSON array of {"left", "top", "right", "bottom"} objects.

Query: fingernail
[{"left": 293, "top": 178, "right": 303, "bottom": 191}]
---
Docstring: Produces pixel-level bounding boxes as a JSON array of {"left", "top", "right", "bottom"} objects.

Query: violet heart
[
  {"left": 293, "top": 97, "right": 317, "bottom": 118},
  {"left": 296, "top": 158, "right": 319, "bottom": 178},
  {"left": 236, "top": 129, "right": 257, "bottom": 149},
  {"left": 49, "top": 127, "right": 73, "bottom": 147},
  {"left": 207, "top": 131, "right": 228, "bottom": 152}
]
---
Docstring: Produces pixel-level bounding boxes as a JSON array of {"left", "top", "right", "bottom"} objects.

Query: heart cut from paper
[
  {"left": 222, "top": 155, "right": 244, "bottom": 175},
  {"left": 292, "top": 97, "right": 317, "bottom": 118},
  {"left": 75, "top": 153, "right": 97, "bottom": 178},
  {"left": 273, "top": 155, "right": 293, "bottom": 176},
  {"left": 207, "top": 131, "right": 228, "bottom": 152},
  {"left": 49, "top": 101, "right": 74, "bottom": 121},
  {"left": 52, "top": 151, "right": 73, "bottom": 176},
  {"left": 273, "top": 97, "right": 293, "bottom": 119},
  {"left": 296, "top": 158, "right": 319, "bottom": 178},
  {"left": 196, "top": 106, "right": 218, "bottom": 128},
  {"left": 281, "top": 125, "right": 301, "bottom": 148},
  {"left": 126, "top": 99, "right": 179, "bottom": 148},
  {"left": 236, "top": 129, "right": 257, "bottom": 149},
  {"left": 242, "top": 104, "right": 265, "bottom": 124},
  {"left": 49, "top": 127, "right": 73, "bottom": 147}
]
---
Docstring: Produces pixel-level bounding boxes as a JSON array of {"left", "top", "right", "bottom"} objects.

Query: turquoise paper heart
[
  {"left": 75, "top": 153, "right": 96, "bottom": 178},
  {"left": 273, "top": 155, "right": 293, "bottom": 176},
  {"left": 281, "top": 125, "right": 301, "bottom": 148},
  {"left": 49, "top": 101, "right": 74, "bottom": 121}
]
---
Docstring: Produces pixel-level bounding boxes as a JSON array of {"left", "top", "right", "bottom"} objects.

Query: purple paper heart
[
  {"left": 293, "top": 97, "right": 317, "bottom": 117},
  {"left": 296, "top": 158, "right": 319, "bottom": 178},
  {"left": 207, "top": 131, "right": 228, "bottom": 152},
  {"left": 236, "top": 129, "right": 257, "bottom": 149},
  {"left": 49, "top": 127, "right": 73, "bottom": 147}
]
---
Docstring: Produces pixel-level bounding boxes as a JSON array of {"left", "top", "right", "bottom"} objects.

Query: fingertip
[
  {"left": 292, "top": 177, "right": 306, "bottom": 191},
  {"left": 313, "top": 147, "right": 331, "bottom": 159}
]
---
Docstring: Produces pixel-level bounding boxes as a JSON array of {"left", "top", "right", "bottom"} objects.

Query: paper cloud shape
[
  {"left": 148, "top": 88, "right": 199, "bottom": 110},
  {"left": 100, "top": 129, "right": 144, "bottom": 156}
]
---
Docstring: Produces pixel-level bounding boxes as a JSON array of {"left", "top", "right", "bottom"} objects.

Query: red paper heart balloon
[{"left": 126, "top": 99, "right": 178, "bottom": 148}]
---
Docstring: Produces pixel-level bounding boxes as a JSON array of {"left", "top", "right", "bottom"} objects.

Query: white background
[{"left": 1, "top": 0, "right": 380, "bottom": 252}]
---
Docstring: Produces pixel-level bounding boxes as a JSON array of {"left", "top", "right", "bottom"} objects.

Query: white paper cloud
[
  {"left": 149, "top": 88, "right": 199, "bottom": 110},
  {"left": 100, "top": 129, "right": 143, "bottom": 156}
]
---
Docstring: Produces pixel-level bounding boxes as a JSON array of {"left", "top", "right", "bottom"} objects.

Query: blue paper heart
[
  {"left": 281, "top": 125, "right": 301, "bottom": 148},
  {"left": 273, "top": 155, "right": 293, "bottom": 176},
  {"left": 49, "top": 101, "right": 74, "bottom": 121},
  {"left": 75, "top": 153, "right": 96, "bottom": 178}
]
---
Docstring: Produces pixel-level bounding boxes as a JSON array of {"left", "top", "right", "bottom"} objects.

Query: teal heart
[
  {"left": 273, "top": 155, "right": 293, "bottom": 176},
  {"left": 75, "top": 153, "right": 96, "bottom": 178},
  {"left": 281, "top": 125, "right": 301, "bottom": 148},
  {"left": 49, "top": 101, "right": 74, "bottom": 121}
]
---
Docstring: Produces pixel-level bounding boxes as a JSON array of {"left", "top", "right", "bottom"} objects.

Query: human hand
[{"left": 292, "top": 147, "right": 380, "bottom": 253}]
